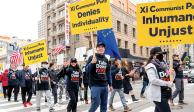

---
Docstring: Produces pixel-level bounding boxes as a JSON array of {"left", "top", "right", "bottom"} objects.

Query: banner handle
[{"left": 90, "top": 32, "right": 96, "bottom": 58}]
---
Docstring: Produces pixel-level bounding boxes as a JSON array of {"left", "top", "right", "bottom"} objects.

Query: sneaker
[
  {"left": 132, "top": 99, "right": 139, "bottom": 103},
  {"left": 169, "top": 99, "right": 174, "bottom": 106},
  {"left": 124, "top": 106, "right": 132, "bottom": 112},
  {"left": 14, "top": 100, "right": 19, "bottom": 102},
  {"left": 140, "top": 94, "right": 145, "bottom": 98},
  {"left": 49, "top": 108, "right": 55, "bottom": 112},
  {"left": 178, "top": 101, "right": 188, "bottom": 105},
  {"left": 36, "top": 108, "right": 41, "bottom": 111},
  {"left": 80, "top": 98, "right": 84, "bottom": 101},
  {"left": 109, "top": 105, "right": 115, "bottom": 111},
  {"left": 8, "top": 99, "right": 10, "bottom": 101},
  {"left": 23, "top": 102, "right": 27, "bottom": 107},
  {"left": 27, "top": 102, "right": 33, "bottom": 106},
  {"left": 85, "top": 100, "right": 88, "bottom": 104}
]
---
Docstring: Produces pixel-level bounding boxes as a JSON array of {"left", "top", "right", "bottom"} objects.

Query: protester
[
  {"left": 0, "top": 69, "right": 9, "bottom": 99},
  {"left": 121, "top": 60, "right": 139, "bottom": 102},
  {"left": 34, "top": 61, "right": 54, "bottom": 111},
  {"left": 7, "top": 64, "right": 19, "bottom": 102},
  {"left": 48, "top": 62, "right": 58, "bottom": 105},
  {"left": 170, "top": 54, "right": 187, "bottom": 105},
  {"left": 18, "top": 64, "right": 33, "bottom": 107},
  {"left": 58, "top": 59, "right": 69, "bottom": 103},
  {"left": 87, "top": 42, "right": 112, "bottom": 112},
  {"left": 140, "top": 62, "right": 149, "bottom": 98},
  {"left": 79, "top": 74, "right": 84, "bottom": 101},
  {"left": 109, "top": 59, "right": 131, "bottom": 112},
  {"left": 145, "top": 47, "right": 173, "bottom": 112},
  {"left": 66, "top": 58, "right": 82, "bottom": 112},
  {"left": 82, "top": 64, "right": 89, "bottom": 104}
]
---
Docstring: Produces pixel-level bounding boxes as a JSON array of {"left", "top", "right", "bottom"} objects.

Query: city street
[{"left": 0, "top": 80, "right": 193, "bottom": 112}]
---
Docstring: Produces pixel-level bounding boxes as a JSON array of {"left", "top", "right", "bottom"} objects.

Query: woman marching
[
  {"left": 109, "top": 59, "right": 131, "bottom": 112},
  {"left": 66, "top": 58, "right": 83, "bottom": 112},
  {"left": 122, "top": 60, "right": 139, "bottom": 102},
  {"left": 145, "top": 47, "right": 173, "bottom": 112}
]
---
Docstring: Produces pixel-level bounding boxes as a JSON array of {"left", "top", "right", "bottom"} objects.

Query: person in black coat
[
  {"left": 48, "top": 62, "right": 58, "bottom": 104},
  {"left": 121, "top": 60, "right": 139, "bottom": 102},
  {"left": 7, "top": 64, "right": 19, "bottom": 102},
  {"left": 18, "top": 64, "right": 33, "bottom": 107},
  {"left": 82, "top": 64, "right": 89, "bottom": 104},
  {"left": 66, "top": 58, "right": 82, "bottom": 112}
]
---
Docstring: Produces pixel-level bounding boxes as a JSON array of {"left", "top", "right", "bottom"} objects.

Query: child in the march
[
  {"left": 34, "top": 61, "right": 54, "bottom": 112},
  {"left": 109, "top": 59, "right": 131, "bottom": 112},
  {"left": 0, "top": 69, "right": 9, "bottom": 99},
  {"left": 7, "top": 64, "right": 20, "bottom": 102},
  {"left": 66, "top": 58, "right": 83, "bottom": 112}
]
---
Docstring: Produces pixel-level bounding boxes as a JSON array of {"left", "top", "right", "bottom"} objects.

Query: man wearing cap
[
  {"left": 170, "top": 54, "right": 187, "bottom": 105},
  {"left": 18, "top": 64, "right": 33, "bottom": 107},
  {"left": 87, "top": 42, "right": 112, "bottom": 112},
  {"left": 145, "top": 47, "right": 173, "bottom": 112},
  {"left": 34, "top": 61, "right": 54, "bottom": 111}
]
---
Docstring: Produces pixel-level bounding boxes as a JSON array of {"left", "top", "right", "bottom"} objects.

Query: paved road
[{"left": 0, "top": 80, "right": 193, "bottom": 112}]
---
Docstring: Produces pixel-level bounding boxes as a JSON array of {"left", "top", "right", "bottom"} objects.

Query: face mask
[
  {"left": 42, "top": 64, "right": 48, "bottom": 69},
  {"left": 156, "top": 54, "right": 164, "bottom": 61}
]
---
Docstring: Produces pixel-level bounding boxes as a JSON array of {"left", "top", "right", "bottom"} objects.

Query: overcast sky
[{"left": 0, "top": 0, "right": 44, "bottom": 40}]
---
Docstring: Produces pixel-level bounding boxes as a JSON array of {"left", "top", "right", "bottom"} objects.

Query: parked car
[{"left": 188, "top": 70, "right": 194, "bottom": 83}]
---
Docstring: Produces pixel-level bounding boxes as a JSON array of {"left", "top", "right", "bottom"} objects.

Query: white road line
[{"left": 139, "top": 106, "right": 154, "bottom": 112}]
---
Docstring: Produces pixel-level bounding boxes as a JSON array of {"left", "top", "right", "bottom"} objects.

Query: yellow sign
[
  {"left": 22, "top": 39, "right": 48, "bottom": 66},
  {"left": 137, "top": 1, "right": 194, "bottom": 46},
  {"left": 69, "top": 0, "right": 112, "bottom": 34}
]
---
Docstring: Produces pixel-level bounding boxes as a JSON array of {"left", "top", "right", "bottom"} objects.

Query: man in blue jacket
[{"left": 87, "top": 42, "right": 112, "bottom": 112}]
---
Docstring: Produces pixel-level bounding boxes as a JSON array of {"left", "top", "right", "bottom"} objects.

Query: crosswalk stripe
[{"left": 139, "top": 106, "right": 154, "bottom": 112}]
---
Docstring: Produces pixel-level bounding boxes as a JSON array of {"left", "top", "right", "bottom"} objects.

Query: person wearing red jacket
[{"left": 0, "top": 69, "right": 9, "bottom": 99}]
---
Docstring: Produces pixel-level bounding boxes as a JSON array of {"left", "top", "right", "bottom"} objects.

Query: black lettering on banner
[
  {"left": 77, "top": 9, "right": 100, "bottom": 18},
  {"left": 186, "top": 2, "right": 194, "bottom": 9},
  {"left": 27, "top": 53, "right": 43, "bottom": 61},
  {"left": 149, "top": 25, "right": 193, "bottom": 38},
  {"left": 96, "top": 0, "right": 107, "bottom": 4},
  {"left": 140, "top": 6, "right": 148, "bottom": 13}
]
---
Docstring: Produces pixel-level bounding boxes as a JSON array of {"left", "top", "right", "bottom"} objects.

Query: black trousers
[
  {"left": 51, "top": 84, "right": 58, "bottom": 104},
  {"left": 3, "top": 86, "right": 8, "bottom": 98},
  {"left": 7, "top": 85, "right": 19, "bottom": 101},
  {"left": 154, "top": 98, "right": 171, "bottom": 112},
  {"left": 84, "top": 83, "right": 89, "bottom": 101},
  {"left": 67, "top": 90, "right": 78, "bottom": 112},
  {"left": 21, "top": 87, "right": 32, "bottom": 103}
]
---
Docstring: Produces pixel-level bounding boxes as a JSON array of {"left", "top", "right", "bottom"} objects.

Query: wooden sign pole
[
  {"left": 169, "top": 45, "right": 174, "bottom": 82},
  {"left": 90, "top": 32, "right": 96, "bottom": 57}
]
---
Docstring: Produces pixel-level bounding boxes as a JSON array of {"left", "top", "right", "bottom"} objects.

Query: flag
[
  {"left": 10, "top": 47, "right": 21, "bottom": 65},
  {"left": 97, "top": 29, "right": 121, "bottom": 59},
  {"left": 53, "top": 44, "right": 65, "bottom": 55}
]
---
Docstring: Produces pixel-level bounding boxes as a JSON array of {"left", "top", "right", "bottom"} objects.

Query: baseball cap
[
  {"left": 96, "top": 42, "right": 105, "bottom": 48},
  {"left": 150, "top": 47, "right": 166, "bottom": 55},
  {"left": 70, "top": 58, "right": 77, "bottom": 63}
]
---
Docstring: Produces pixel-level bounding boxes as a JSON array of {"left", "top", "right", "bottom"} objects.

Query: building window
[
  {"left": 53, "top": 38, "right": 56, "bottom": 45},
  {"left": 58, "top": 24, "right": 63, "bottom": 31},
  {"left": 124, "top": 24, "right": 128, "bottom": 35},
  {"left": 59, "top": 10, "right": 64, "bottom": 17},
  {"left": 89, "top": 41, "right": 92, "bottom": 48},
  {"left": 117, "top": 21, "right": 121, "bottom": 32},
  {"left": 47, "top": 16, "right": 51, "bottom": 23},
  {"left": 47, "top": 3, "right": 50, "bottom": 10},
  {"left": 146, "top": 47, "right": 149, "bottom": 56},
  {"left": 53, "top": 13, "right": 56, "bottom": 18},
  {"left": 59, "top": 37, "right": 63, "bottom": 43},
  {"left": 133, "top": 43, "right": 136, "bottom": 54},
  {"left": 132, "top": 28, "right": 136, "bottom": 38},
  {"left": 140, "top": 46, "right": 143, "bottom": 56},
  {"left": 125, "top": 41, "right": 128, "bottom": 49},
  {"left": 48, "top": 41, "right": 52, "bottom": 48},
  {"left": 122, "top": 3, "right": 124, "bottom": 9},
  {"left": 117, "top": 39, "right": 121, "bottom": 47},
  {"left": 47, "top": 29, "right": 51, "bottom": 36},
  {"left": 119, "top": 1, "right": 121, "bottom": 7},
  {"left": 53, "top": 25, "right": 56, "bottom": 32}
]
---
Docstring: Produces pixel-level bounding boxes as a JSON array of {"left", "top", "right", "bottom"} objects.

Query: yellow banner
[
  {"left": 0, "top": 63, "right": 3, "bottom": 70},
  {"left": 22, "top": 39, "right": 48, "bottom": 66},
  {"left": 69, "top": 0, "right": 112, "bottom": 34},
  {"left": 137, "top": 1, "right": 194, "bottom": 46}
]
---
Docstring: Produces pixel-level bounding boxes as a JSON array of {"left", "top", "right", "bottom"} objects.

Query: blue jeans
[
  {"left": 140, "top": 80, "right": 148, "bottom": 95},
  {"left": 109, "top": 88, "right": 127, "bottom": 107},
  {"left": 89, "top": 86, "right": 108, "bottom": 112}
]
